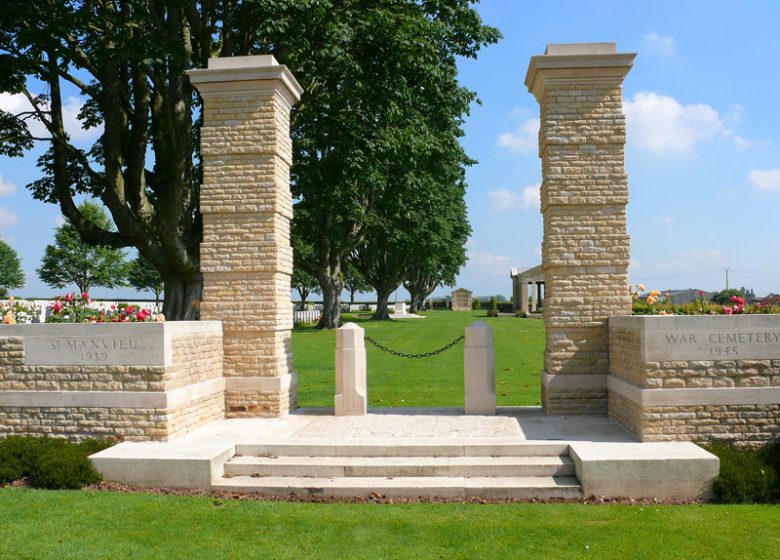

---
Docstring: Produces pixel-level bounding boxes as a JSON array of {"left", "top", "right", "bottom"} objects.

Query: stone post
[
  {"left": 188, "top": 56, "right": 303, "bottom": 417},
  {"left": 525, "top": 43, "right": 635, "bottom": 415},
  {"left": 464, "top": 321, "right": 496, "bottom": 415},
  {"left": 335, "top": 323, "right": 368, "bottom": 416},
  {"left": 530, "top": 283, "right": 538, "bottom": 312}
]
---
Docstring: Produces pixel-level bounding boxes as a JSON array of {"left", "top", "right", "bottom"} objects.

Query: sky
[{"left": 1, "top": 0, "right": 779, "bottom": 301}]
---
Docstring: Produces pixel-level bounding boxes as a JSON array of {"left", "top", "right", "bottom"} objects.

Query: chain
[{"left": 364, "top": 334, "right": 465, "bottom": 359}]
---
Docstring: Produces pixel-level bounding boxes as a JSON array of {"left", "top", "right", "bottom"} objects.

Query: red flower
[
  {"left": 53, "top": 301, "right": 63, "bottom": 313},
  {"left": 81, "top": 292, "right": 90, "bottom": 301},
  {"left": 65, "top": 293, "right": 73, "bottom": 303},
  {"left": 126, "top": 306, "right": 135, "bottom": 314}
]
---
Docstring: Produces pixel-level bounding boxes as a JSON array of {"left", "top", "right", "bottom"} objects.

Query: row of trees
[
  {"left": 0, "top": 202, "right": 163, "bottom": 304},
  {"left": 0, "top": 0, "right": 499, "bottom": 326}
]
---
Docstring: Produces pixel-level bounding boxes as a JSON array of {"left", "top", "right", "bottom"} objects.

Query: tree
[
  {"left": 343, "top": 260, "right": 371, "bottom": 307},
  {"left": 290, "top": 2, "right": 500, "bottom": 328},
  {"left": 1, "top": 1, "right": 497, "bottom": 323},
  {"left": 0, "top": 239, "right": 25, "bottom": 297},
  {"left": 291, "top": 266, "right": 320, "bottom": 310},
  {"left": 37, "top": 201, "right": 127, "bottom": 294},
  {"left": 127, "top": 255, "right": 164, "bottom": 308}
]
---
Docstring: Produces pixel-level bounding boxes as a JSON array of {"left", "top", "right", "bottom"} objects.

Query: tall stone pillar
[
  {"left": 188, "top": 56, "right": 303, "bottom": 417},
  {"left": 525, "top": 43, "right": 634, "bottom": 415}
]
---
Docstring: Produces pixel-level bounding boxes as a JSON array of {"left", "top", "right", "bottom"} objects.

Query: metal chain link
[{"left": 364, "top": 334, "right": 465, "bottom": 359}]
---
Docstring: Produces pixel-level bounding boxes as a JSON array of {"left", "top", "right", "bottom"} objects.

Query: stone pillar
[
  {"left": 537, "top": 283, "right": 544, "bottom": 309},
  {"left": 520, "top": 282, "right": 529, "bottom": 315},
  {"left": 188, "top": 56, "right": 303, "bottom": 417},
  {"left": 530, "top": 282, "right": 538, "bottom": 312},
  {"left": 525, "top": 43, "right": 634, "bottom": 415},
  {"left": 335, "top": 323, "right": 368, "bottom": 416},
  {"left": 464, "top": 321, "right": 496, "bottom": 415}
]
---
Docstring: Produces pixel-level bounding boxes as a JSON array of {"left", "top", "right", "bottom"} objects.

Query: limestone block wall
[
  {"left": 608, "top": 315, "right": 780, "bottom": 444},
  {"left": 188, "top": 56, "right": 302, "bottom": 417},
  {"left": 525, "top": 43, "right": 635, "bottom": 415},
  {"left": 0, "top": 322, "right": 224, "bottom": 441}
]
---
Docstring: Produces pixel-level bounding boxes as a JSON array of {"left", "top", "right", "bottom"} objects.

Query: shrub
[
  {"left": 497, "top": 302, "right": 514, "bottom": 314},
  {"left": 707, "top": 443, "right": 777, "bottom": 504},
  {"left": 487, "top": 296, "right": 498, "bottom": 318},
  {"left": 0, "top": 435, "right": 112, "bottom": 489},
  {"left": 473, "top": 299, "right": 481, "bottom": 310}
]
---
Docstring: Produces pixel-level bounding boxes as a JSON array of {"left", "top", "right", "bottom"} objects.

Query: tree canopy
[
  {"left": 37, "top": 200, "right": 127, "bottom": 294},
  {"left": 0, "top": 0, "right": 497, "bottom": 323},
  {"left": 0, "top": 239, "right": 25, "bottom": 297},
  {"left": 127, "top": 254, "right": 164, "bottom": 307}
]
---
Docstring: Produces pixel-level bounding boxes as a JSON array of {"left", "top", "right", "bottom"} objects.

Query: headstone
[
  {"left": 335, "top": 323, "right": 367, "bottom": 416},
  {"left": 464, "top": 321, "right": 496, "bottom": 415},
  {"left": 393, "top": 302, "right": 407, "bottom": 315}
]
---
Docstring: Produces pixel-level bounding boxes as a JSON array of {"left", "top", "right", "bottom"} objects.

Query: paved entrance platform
[{"left": 91, "top": 407, "right": 719, "bottom": 500}]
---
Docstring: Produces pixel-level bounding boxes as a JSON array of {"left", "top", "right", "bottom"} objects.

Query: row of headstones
[{"left": 334, "top": 322, "right": 496, "bottom": 415}]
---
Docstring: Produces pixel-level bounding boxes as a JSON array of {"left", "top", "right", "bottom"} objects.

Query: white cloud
[
  {"left": 496, "top": 118, "right": 539, "bottom": 155},
  {"left": 0, "top": 208, "right": 20, "bottom": 229},
  {"left": 470, "top": 251, "right": 512, "bottom": 268},
  {"left": 624, "top": 92, "right": 730, "bottom": 155},
  {"left": 0, "top": 174, "right": 15, "bottom": 196},
  {"left": 0, "top": 92, "right": 101, "bottom": 142},
  {"left": 488, "top": 183, "right": 540, "bottom": 212},
  {"left": 680, "top": 248, "right": 724, "bottom": 262},
  {"left": 641, "top": 32, "right": 676, "bottom": 56},
  {"left": 660, "top": 215, "right": 673, "bottom": 224},
  {"left": 55, "top": 215, "right": 66, "bottom": 227},
  {"left": 748, "top": 169, "right": 780, "bottom": 192}
]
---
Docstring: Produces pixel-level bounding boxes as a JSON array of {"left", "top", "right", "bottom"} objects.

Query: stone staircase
[{"left": 212, "top": 441, "right": 582, "bottom": 500}]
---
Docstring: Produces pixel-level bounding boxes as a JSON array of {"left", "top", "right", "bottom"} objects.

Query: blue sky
[{"left": 1, "top": 0, "right": 779, "bottom": 301}]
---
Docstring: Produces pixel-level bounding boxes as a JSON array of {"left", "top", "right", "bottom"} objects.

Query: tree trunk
[
  {"left": 316, "top": 272, "right": 343, "bottom": 329},
  {"left": 349, "top": 288, "right": 357, "bottom": 306},
  {"left": 371, "top": 288, "right": 393, "bottom": 320},
  {"left": 297, "top": 287, "right": 310, "bottom": 311},
  {"left": 162, "top": 274, "right": 202, "bottom": 320}
]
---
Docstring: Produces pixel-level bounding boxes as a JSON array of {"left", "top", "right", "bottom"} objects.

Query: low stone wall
[
  {"left": 0, "top": 322, "right": 224, "bottom": 441},
  {"left": 608, "top": 315, "right": 780, "bottom": 444}
]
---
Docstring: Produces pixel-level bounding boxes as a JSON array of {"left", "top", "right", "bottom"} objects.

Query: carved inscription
[
  {"left": 647, "top": 328, "right": 780, "bottom": 361},
  {"left": 25, "top": 334, "right": 162, "bottom": 366}
]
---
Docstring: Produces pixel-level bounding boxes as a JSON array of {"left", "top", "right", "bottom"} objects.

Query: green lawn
[
  {"left": 1, "top": 488, "right": 778, "bottom": 559},
  {"left": 293, "top": 311, "right": 544, "bottom": 408}
]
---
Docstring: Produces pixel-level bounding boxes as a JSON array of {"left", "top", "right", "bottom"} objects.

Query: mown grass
[
  {"left": 293, "top": 310, "right": 544, "bottom": 408},
  {"left": 1, "top": 488, "right": 779, "bottom": 559}
]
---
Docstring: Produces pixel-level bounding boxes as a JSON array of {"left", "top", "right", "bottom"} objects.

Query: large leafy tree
[
  {"left": 37, "top": 200, "right": 127, "bottom": 294},
  {"left": 127, "top": 255, "right": 164, "bottom": 308},
  {"left": 0, "top": 239, "right": 25, "bottom": 297},
  {"left": 343, "top": 259, "right": 371, "bottom": 306},
  {"left": 1, "top": 0, "right": 497, "bottom": 324},
  {"left": 290, "top": 2, "right": 499, "bottom": 328},
  {"left": 291, "top": 266, "right": 320, "bottom": 310},
  {"left": 0, "top": 0, "right": 307, "bottom": 319}
]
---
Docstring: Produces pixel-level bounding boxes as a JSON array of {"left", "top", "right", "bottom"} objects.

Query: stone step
[
  {"left": 225, "top": 455, "right": 575, "bottom": 478},
  {"left": 234, "top": 441, "right": 569, "bottom": 458},
  {"left": 213, "top": 475, "right": 582, "bottom": 500}
]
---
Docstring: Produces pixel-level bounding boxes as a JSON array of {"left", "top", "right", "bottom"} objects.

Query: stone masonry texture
[
  {"left": 0, "top": 329, "right": 224, "bottom": 441},
  {"left": 526, "top": 45, "right": 635, "bottom": 415},
  {"left": 609, "top": 324, "right": 780, "bottom": 444},
  {"left": 189, "top": 59, "right": 302, "bottom": 417}
]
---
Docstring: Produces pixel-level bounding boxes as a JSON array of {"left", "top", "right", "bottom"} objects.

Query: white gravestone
[
  {"left": 464, "top": 321, "right": 496, "bottom": 415},
  {"left": 394, "top": 302, "right": 407, "bottom": 315},
  {"left": 335, "top": 323, "right": 367, "bottom": 416}
]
